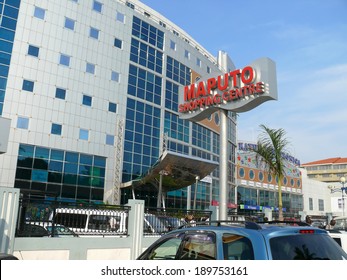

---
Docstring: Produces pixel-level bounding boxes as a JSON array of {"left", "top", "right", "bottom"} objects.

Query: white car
[{"left": 327, "top": 216, "right": 347, "bottom": 253}]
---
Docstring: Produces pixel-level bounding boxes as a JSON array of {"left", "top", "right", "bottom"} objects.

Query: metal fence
[
  {"left": 15, "top": 194, "right": 130, "bottom": 237},
  {"left": 14, "top": 190, "right": 213, "bottom": 238},
  {"left": 143, "top": 207, "right": 212, "bottom": 236}
]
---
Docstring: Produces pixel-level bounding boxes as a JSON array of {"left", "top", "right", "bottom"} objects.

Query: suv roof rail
[
  {"left": 259, "top": 220, "right": 310, "bottom": 226},
  {"left": 178, "top": 220, "right": 262, "bottom": 230}
]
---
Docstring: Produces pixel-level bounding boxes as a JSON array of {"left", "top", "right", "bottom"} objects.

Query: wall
[
  {"left": 0, "top": 187, "right": 20, "bottom": 254},
  {"left": 11, "top": 199, "right": 161, "bottom": 260}
]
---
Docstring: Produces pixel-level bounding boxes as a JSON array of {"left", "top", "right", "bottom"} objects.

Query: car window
[
  {"left": 333, "top": 218, "right": 347, "bottom": 231},
  {"left": 146, "top": 237, "right": 183, "bottom": 260},
  {"left": 270, "top": 234, "right": 347, "bottom": 260},
  {"left": 222, "top": 234, "right": 254, "bottom": 260},
  {"left": 178, "top": 233, "right": 216, "bottom": 260},
  {"left": 88, "top": 215, "right": 110, "bottom": 230}
]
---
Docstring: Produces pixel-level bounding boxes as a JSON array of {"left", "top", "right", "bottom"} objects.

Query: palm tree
[{"left": 252, "top": 125, "right": 290, "bottom": 221}]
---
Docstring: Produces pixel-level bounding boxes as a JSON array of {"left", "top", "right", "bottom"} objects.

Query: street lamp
[{"left": 329, "top": 176, "right": 347, "bottom": 217}]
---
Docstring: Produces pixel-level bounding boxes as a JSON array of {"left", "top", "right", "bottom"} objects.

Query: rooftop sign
[{"left": 178, "top": 57, "right": 278, "bottom": 122}]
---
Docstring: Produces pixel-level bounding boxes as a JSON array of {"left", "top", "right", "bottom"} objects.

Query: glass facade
[
  {"left": 121, "top": 15, "right": 237, "bottom": 209},
  {"left": 0, "top": 0, "right": 21, "bottom": 115},
  {"left": 15, "top": 144, "right": 106, "bottom": 202}
]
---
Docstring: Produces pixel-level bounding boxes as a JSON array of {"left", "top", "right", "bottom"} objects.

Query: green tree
[{"left": 253, "top": 125, "right": 290, "bottom": 221}]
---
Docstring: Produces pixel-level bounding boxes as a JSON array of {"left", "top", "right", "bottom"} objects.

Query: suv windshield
[{"left": 270, "top": 234, "right": 347, "bottom": 260}]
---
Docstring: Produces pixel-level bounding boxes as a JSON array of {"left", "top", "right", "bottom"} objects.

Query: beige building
[{"left": 301, "top": 157, "right": 347, "bottom": 183}]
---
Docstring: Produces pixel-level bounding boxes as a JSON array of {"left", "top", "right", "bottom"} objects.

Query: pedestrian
[
  {"left": 326, "top": 219, "right": 336, "bottom": 230},
  {"left": 305, "top": 215, "right": 312, "bottom": 225},
  {"left": 185, "top": 214, "right": 195, "bottom": 226}
]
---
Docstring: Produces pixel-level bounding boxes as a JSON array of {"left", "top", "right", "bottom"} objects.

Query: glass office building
[{"left": 0, "top": 0, "right": 237, "bottom": 209}]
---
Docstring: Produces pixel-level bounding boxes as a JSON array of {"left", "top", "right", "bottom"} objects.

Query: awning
[{"left": 121, "top": 150, "right": 218, "bottom": 193}]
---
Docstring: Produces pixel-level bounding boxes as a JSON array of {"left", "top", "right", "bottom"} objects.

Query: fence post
[
  {"left": 126, "top": 199, "right": 144, "bottom": 260},
  {"left": 0, "top": 187, "right": 20, "bottom": 254},
  {"left": 208, "top": 205, "right": 219, "bottom": 221}
]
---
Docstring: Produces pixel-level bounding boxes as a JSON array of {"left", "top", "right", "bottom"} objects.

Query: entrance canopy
[{"left": 121, "top": 150, "right": 218, "bottom": 193}]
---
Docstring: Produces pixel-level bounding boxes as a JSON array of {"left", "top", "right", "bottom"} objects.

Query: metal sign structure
[{"left": 178, "top": 57, "right": 278, "bottom": 219}]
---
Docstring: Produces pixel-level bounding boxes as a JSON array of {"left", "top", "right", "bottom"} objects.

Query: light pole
[{"left": 329, "top": 177, "right": 347, "bottom": 217}]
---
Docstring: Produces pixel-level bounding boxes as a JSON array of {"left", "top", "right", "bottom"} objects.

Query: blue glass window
[
  {"left": 65, "top": 163, "right": 78, "bottom": 174},
  {"left": 18, "top": 144, "right": 34, "bottom": 157},
  {"left": 59, "top": 54, "right": 70, "bottom": 66},
  {"left": 170, "top": 40, "right": 176, "bottom": 50},
  {"left": 80, "top": 154, "right": 93, "bottom": 165},
  {"left": 49, "top": 161, "right": 63, "bottom": 172},
  {"left": 51, "top": 149, "right": 64, "bottom": 161},
  {"left": 0, "top": 65, "right": 9, "bottom": 77},
  {"left": 0, "top": 28, "right": 15, "bottom": 41},
  {"left": 116, "top": 12, "right": 125, "bottom": 23},
  {"left": 82, "top": 95, "right": 92, "bottom": 106},
  {"left": 132, "top": 16, "right": 164, "bottom": 49},
  {"left": 22, "top": 80, "right": 34, "bottom": 91},
  {"left": 86, "top": 62, "right": 95, "bottom": 74},
  {"left": 128, "top": 64, "right": 162, "bottom": 104},
  {"left": 93, "top": 1, "right": 103, "bottom": 13},
  {"left": 4, "top": 4, "right": 19, "bottom": 19},
  {"left": 1, "top": 16, "right": 17, "bottom": 30},
  {"left": 94, "top": 156, "right": 106, "bottom": 167},
  {"left": 65, "top": 153, "right": 78, "bottom": 164},
  {"left": 64, "top": 17, "right": 75, "bottom": 30},
  {"left": 79, "top": 129, "right": 89, "bottom": 140},
  {"left": 108, "top": 102, "right": 117, "bottom": 113},
  {"left": 111, "top": 71, "right": 120, "bottom": 82},
  {"left": 0, "top": 40, "right": 13, "bottom": 53},
  {"left": 90, "top": 27, "right": 99, "bottom": 39},
  {"left": 55, "top": 87, "right": 66, "bottom": 99},
  {"left": 28, "top": 45, "right": 39, "bottom": 57},
  {"left": 130, "top": 38, "right": 163, "bottom": 74},
  {"left": 106, "top": 134, "right": 114, "bottom": 145},
  {"left": 51, "top": 123, "right": 62, "bottom": 135},
  {"left": 17, "top": 117, "right": 29, "bottom": 129},
  {"left": 34, "top": 7, "right": 45, "bottom": 20},
  {"left": 114, "top": 38, "right": 122, "bottom": 49},
  {"left": 15, "top": 144, "right": 106, "bottom": 202},
  {"left": 35, "top": 147, "right": 49, "bottom": 159},
  {"left": 32, "top": 170, "right": 48, "bottom": 182}
]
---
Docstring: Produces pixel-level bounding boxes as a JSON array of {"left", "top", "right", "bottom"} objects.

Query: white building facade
[{"left": 0, "top": 0, "right": 237, "bottom": 208}]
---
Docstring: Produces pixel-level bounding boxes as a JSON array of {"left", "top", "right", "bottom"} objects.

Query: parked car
[
  {"left": 157, "top": 216, "right": 186, "bottom": 231},
  {"left": 137, "top": 221, "right": 347, "bottom": 260},
  {"left": 327, "top": 216, "right": 347, "bottom": 253},
  {"left": 16, "top": 224, "right": 49, "bottom": 237},
  {"left": 144, "top": 213, "right": 169, "bottom": 234},
  {"left": 44, "top": 223, "right": 78, "bottom": 237},
  {"left": 16, "top": 223, "right": 78, "bottom": 237},
  {"left": 50, "top": 208, "right": 127, "bottom": 235}
]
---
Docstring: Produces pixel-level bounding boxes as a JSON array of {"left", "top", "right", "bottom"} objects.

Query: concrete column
[{"left": 126, "top": 199, "right": 144, "bottom": 260}]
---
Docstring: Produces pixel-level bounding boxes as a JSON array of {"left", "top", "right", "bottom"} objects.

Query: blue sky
[{"left": 139, "top": 0, "right": 347, "bottom": 164}]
